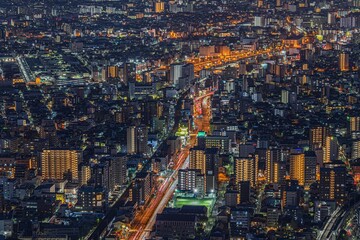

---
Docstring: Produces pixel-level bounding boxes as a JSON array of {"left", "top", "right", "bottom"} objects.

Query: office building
[
  {"left": 77, "top": 185, "right": 107, "bottom": 211},
  {"left": 3, "top": 179, "right": 16, "bottom": 200},
  {"left": 205, "top": 135, "right": 231, "bottom": 154},
  {"left": 155, "top": 214, "right": 197, "bottom": 239}
]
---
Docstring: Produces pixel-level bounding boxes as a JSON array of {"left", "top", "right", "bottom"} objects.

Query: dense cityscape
[{"left": 0, "top": 0, "right": 360, "bottom": 239}]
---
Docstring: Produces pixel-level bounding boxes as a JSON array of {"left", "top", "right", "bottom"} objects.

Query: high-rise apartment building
[
  {"left": 304, "top": 151, "right": 317, "bottom": 189},
  {"left": 127, "top": 125, "right": 148, "bottom": 155},
  {"left": 266, "top": 147, "right": 285, "bottom": 184},
  {"left": 289, "top": 153, "right": 305, "bottom": 186},
  {"left": 112, "top": 154, "right": 128, "bottom": 186},
  {"left": 205, "top": 148, "right": 219, "bottom": 193},
  {"left": 155, "top": 1, "right": 165, "bottom": 13},
  {"left": 320, "top": 164, "right": 347, "bottom": 204},
  {"left": 189, "top": 147, "right": 206, "bottom": 174},
  {"left": 323, "top": 136, "right": 338, "bottom": 164},
  {"left": 234, "top": 157, "right": 256, "bottom": 187},
  {"left": 349, "top": 116, "right": 360, "bottom": 134},
  {"left": 339, "top": 52, "right": 349, "bottom": 72},
  {"left": 170, "top": 63, "right": 194, "bottom": 89},
  {"left": 178, "top": 169, "right": 204, "bottom": 194},
  {"left": 310, "top": 126, "right": 328, "bottom": 149},
  {"left": 351, "top": 139, "right": 360, "bottom": 160},
  {"left": 79, "top": 164, "right": 91, "bottom": 186},
  {"left": 127, "top": 126, "right": 137, "bottom": 154},
  {"left": 130, "top": 172, "right": 151, "bottom": 206},
  {"left": 41, "top": 149, "right": 82, "bottom": 181}
]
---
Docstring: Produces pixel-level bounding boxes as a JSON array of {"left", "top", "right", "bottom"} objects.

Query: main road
[
  {"left": 129, "top": 89, "right": 214, "bottom": 240},
  {"left": 317, "top": 199, "right": 360, "bottom": 240},
  {"left": 187, "top": 46, "right": 283, "bottom": 73},
  {"left": 86, "top": 46, "right": 282, "bottom": 240},
  {"left": 129, "top": 91, "right": 210, "bottom": 240}
]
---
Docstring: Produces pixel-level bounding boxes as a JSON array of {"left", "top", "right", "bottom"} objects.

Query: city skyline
[{"left": 0, "top": 0, "right": 359, "bottom": 240}]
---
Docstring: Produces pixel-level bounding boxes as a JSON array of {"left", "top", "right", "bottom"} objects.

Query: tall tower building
[
  {"left": 130, "top": 172, "right": 151, "bottom": 205},
  {"left": 112, "top": 154, "right": 128, "bottom": 186},
  {"left": 41, "top": 149, "right": 82, "bottom": 181},
  {"left": 189, "top": 147, "right": 206, "bottom": 174},
  {"left": 127, "top": 125, "right": 148, "bottom": 155},
  {"left": 238, "top": 181, "right": 251, "bottom": 204},
  {"left": 205, "top": 148, "right": 219, "bottom": 193},
  {"left": 339, "top": 52, "right": 349, "bottom": 72},
  {"left": 155, "top": 1, "right": 165, "bottom": 13},
  {"left": 255, "top": 148, "right": 267, "bottom": 173},
  {"left": 351, "top": 139, "right": 360, "bottom": 160},
  {"left": 349, "top": 116, "right": 360, "bottom": 134},
  {"left": 122, "top": 62, "right": 136, "bottom": 84},
  {"left": 304, "top": 151, "right": 317, "bottom": 190},
  {"left": 234, "top": 157, "right": 256, "bottom": 187},
  {"left": 136, "top": 125, "right": 148, "bottom": 155},
  {"left": 320, "top": 165, "right": 347, "bottom": 204},
  {"left": 289, "top": 153, "right": 305, "bottom": 186},
  {"left": 323, "top": 136, "right": 338, "bottom": 164},
  {"left": 266, "top": 147, "right": 285, "bottom": 184},
  {"left": 281, "top": 89, "right": 289, "bottom": 104},
  {"left": 127, "top": 126, "right": 137, "bottom": 154},
  {"left": 327, "top": 12, "right": 337, "bottom": 25},
  {"left": 170, "top": 63, "right": 194, "bottom": 89},
  {"left": 79, "top": 164, "right": 91, "bottom": 186},
  {"left": 310, "top": 126, "right": 328, "bottom": 149}
]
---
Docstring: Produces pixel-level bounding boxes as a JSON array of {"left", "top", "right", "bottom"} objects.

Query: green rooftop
[{"left": 197, "top": 131, "right": 206, "bottom": 137}]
